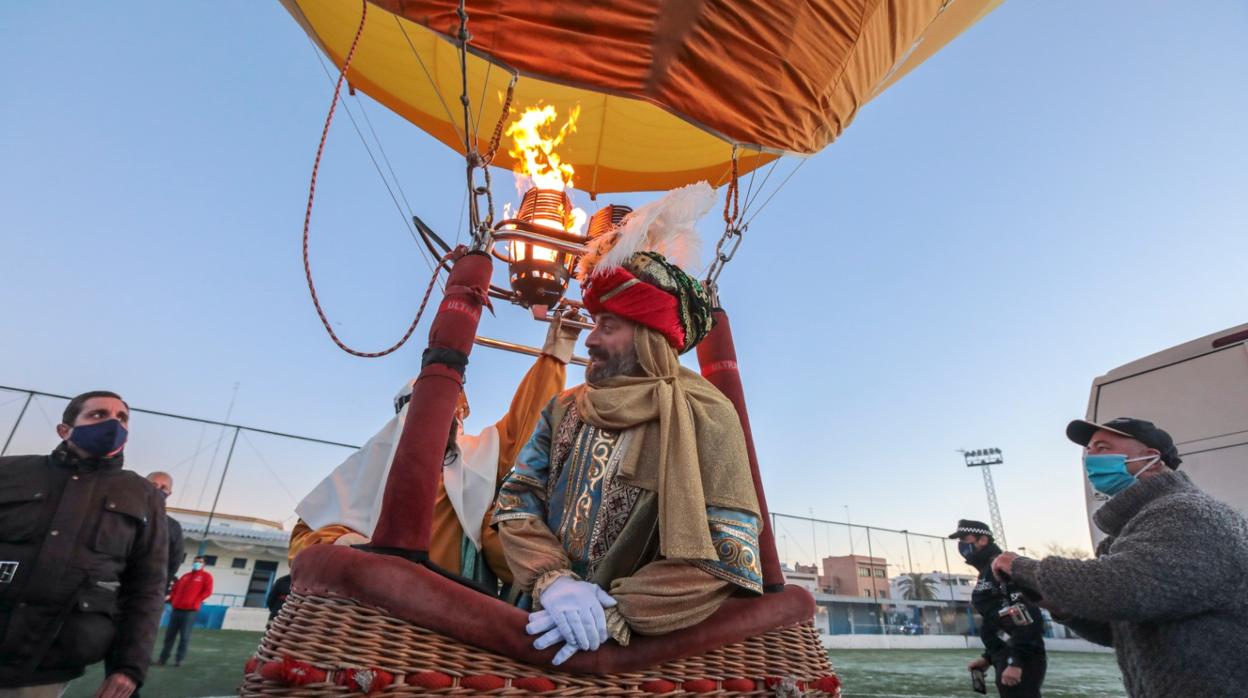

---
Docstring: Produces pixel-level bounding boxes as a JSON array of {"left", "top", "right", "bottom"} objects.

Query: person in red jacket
[{"left": 157, "top": 556, "right": 214, "bottom": 667}]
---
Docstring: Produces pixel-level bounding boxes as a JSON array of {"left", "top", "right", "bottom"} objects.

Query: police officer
[
  {"left": 0, "top": 391, "right": 167, "bottom": 698},
  {"left": 950, "top": 519, "right": 1046, "bottom": 697}
]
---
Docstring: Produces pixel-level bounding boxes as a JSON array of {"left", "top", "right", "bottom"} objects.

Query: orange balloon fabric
[{"left": 283, "top": 0, "right": 1001, "bottom": 193}]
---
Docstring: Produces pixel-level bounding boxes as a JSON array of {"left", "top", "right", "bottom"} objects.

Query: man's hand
[
  {"left": 967, "top": 656, "right": 990, "bottom": 671},
  {"left": 1000, "top": 665, "right": 1023, "bottom": 687},
  {"left": 991, "top": 551, "right": 1019, "bottom": 581},
  {"left": 527, "top": 576, "right": 617, "bottom": 665},
  {"left": 528, "top": 610, "right": 581, "bottom": 666},
  {"left": 541, "top": 310, "right": 583, "bottom": 364},
  {"left": 95, "top": 673, "right": 137, "bottom": 698}
]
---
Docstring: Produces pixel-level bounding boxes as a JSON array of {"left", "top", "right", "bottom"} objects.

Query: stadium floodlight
[{"left": 959, "top": 447, "right": 1007, "bottom": 548}]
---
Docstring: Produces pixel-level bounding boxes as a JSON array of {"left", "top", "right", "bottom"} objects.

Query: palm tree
[{"left": 895, "top": 572, "right": 941, "bottom": 601}]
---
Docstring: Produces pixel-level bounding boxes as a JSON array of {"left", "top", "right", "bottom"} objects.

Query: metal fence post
[
  {"left": 902, "top": 530, "right": 915, "bottom": 575},
  {"left": 941, "top": 537, "right": 960, "bottom": 633},
  {"left": 198, "top": 427, "right": 241, "bottom": 556},
  {"left": 864, "top": 525, "right": 884, "bottom": 634},
  {"left": 1, "top": 392, "right": 34, "bottom": 457}
]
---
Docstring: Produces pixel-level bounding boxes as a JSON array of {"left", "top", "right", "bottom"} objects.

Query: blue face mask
[
  {"left": 68, "top": 419, "right": 128, "bottom": 458},
  {"left": 957, "top": 541, "right": 977, "bottom": 560},
  {"left": 1084, "top": 453, "right": 1160, "bottom": 496},
  {"left": 192, "top": 562, "right": 204, "bottom": 571}
]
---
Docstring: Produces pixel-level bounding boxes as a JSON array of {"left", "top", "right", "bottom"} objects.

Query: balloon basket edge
[{"left": 240, "top": 591, "right": 840, "bottom": 696}]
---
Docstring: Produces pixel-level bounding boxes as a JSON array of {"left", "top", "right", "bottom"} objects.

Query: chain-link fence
[
  {"left": 3, "top": 385, "right": 1077, "bottom": 638},
  {"left": 0, "top": 386, "right": 360, "bottom": 529},
  {"left": 770, "top": 512, "right": 983, "bottom": 636}
]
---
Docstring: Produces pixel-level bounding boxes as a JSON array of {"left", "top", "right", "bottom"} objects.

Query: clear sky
[{"left": 2, "top": 2, "right": 1245, "bottom": 569}]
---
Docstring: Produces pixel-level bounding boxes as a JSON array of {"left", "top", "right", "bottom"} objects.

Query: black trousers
[
  {"left": 991, "top": 653, "right": 1046, "bottom": 698},
  {"left": 159, "top": 609, "right": 198, "bottom": 664}
]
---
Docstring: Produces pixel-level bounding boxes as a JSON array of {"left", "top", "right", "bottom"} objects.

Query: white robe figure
[{"left": 295, "top": 379, "right": 501, "bottom": 551}]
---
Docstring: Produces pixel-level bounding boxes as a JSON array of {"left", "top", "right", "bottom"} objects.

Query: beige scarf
[{"left": 574, "top": 326, "right": 759, "bottom": 560}]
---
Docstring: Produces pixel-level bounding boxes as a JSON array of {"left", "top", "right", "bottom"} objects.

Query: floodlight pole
[{"left": 960, "top": 448, "right": 1007, "bottom": 549}]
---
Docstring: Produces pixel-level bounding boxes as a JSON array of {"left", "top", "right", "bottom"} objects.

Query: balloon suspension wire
[
  {"left": 744, "top": 157, "right": 808, "bottom": 228},
  {"left": 302, "top": 35, "right": 437, "bottom": 277},
  {"left": 742, "top": 156, "right": 780, "bottom": 220},
  {"left": 739, "top": 147, "right": 770, "bottom": 218},
  {"left": 392, "top": 12, "right": 466, "bottom": 149},
  {"left": 301, "top": 0, "right": 449, "bottom": 358}
]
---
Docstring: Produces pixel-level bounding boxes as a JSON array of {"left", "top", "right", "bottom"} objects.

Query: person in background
[
  {"left": 950, "top": 519, "right": 1046, "bottom": 697},
  {"left": 0, "top": 390, "right": 167, "bottom": 698},
  {"left": 992, "top": 417, "right": 1248, "bottom": 697},
  {"left": 145, "top": 472, "right": 184, "bottom": 592},
  {"left": 157, "top": 557, "right": 213, "bottom": 668},
  {"left": 289, "top": 317, "right": 579, "bottom": 591},
  {"left": 266, "top": 574, "right": 291, "bottom": 624}
]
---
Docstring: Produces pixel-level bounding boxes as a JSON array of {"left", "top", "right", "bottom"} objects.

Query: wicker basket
[{"left": 240, "top": 591, "right": 839, "bottom": 696}]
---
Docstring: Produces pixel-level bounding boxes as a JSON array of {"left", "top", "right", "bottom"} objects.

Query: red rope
[{"left": 301, "top": 0, "right": 439, "bottom": 358}]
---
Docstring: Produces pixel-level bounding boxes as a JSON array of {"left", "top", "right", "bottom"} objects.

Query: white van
[{"left": 1083, "top": 323, "right": 1248, "bottom": 544}]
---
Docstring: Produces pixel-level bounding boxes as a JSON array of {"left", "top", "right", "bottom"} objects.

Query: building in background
[
  {"left": 888, "top": 571, "right": 976, "bottom": 603},
  {"left": 819, "top": 554, "right": 889, "bottom": 599},
  {"left": 167, "top": 507, "right": 291, "bottom": 631},
  {"left": 780, "top": 563, "right": 820, "bottom": 594}
]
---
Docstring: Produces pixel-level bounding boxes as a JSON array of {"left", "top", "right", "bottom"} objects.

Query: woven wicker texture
[{"left": 240, "top": 591, "right": 838, "bottom": 696}]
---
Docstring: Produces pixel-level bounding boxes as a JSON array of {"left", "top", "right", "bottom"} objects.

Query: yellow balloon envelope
[{"left": 282, "top": 0, "right": 1002, "bottom": 194}]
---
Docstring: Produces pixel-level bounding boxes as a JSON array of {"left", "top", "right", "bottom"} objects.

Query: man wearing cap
[
  {"left": 991, "top": 417, "right": 1248, "bottom": 697},
  {"left": 493, "top": 250, "right": 762, "bottom": 666},
  {"left": 950, "top": 519, "right": 1046, "bottom": 697}
]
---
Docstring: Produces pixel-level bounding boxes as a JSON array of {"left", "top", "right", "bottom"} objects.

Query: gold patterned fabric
[{"left": 575, "top": 327, "right": 759, "bottom": 561}]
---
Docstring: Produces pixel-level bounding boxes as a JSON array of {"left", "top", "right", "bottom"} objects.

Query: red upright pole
[
  {"left": 697, "top": 308, "right": 785, "bottom": 592},
  {"left": 370, "top": 251, "right": 493, "bottom": 554}
]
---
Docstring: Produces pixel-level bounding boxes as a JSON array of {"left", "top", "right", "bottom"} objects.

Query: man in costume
[
  {"left": 289, "top": 318, "right": 579, "bottom": 589},
  {"left": 493, "top": 240, "right": 763, "bottom": 665}
]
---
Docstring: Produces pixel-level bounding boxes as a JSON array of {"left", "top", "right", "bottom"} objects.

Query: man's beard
[{"left": 586, "top": 348, "right": 641, "bottom": 384}]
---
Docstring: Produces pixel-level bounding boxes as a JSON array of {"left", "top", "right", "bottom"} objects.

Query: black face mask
[
  {"left": 68, "top": 419, "right": 128, "bottom": 458},
  {"left": 963, "top": 541, "right": 1001, "bottom": 568}
]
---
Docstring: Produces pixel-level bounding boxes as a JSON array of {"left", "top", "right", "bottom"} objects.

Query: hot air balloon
[{"left": 246, "top": 1, "right": 1002, "bottom": 695}]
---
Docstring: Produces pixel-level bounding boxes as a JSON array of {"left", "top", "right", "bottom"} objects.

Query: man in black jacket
[
  {"left": 951, "top": 519, "right": 1046, "bottom": 697},
  {"left": 145, "top": 472, "right": 184, "bottom": 591},
  {"left": 0, "top": 391, "right": 167, "bottom": 698}
]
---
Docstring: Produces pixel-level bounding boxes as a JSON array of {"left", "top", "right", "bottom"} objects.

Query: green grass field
[
  {"left": 64, "top": 630, "right": 263, "bottom": 698},
  {"left": 833, "top": 650, "right": 1126, "bottom": 698},
  {"left": 64, "top": 631, "right": 1127, "bottom": 697}
]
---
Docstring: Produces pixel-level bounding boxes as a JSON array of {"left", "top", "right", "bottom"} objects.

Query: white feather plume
[{"left": 578, "top": 181, "right": 715, "bottom": 279}]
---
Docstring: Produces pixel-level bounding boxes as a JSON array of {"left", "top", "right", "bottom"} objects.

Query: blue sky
[{"left": 2, "top": 2, "right": 1245, "bottom": 568}]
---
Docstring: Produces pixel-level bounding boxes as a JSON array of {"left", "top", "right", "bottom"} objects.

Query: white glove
[
  {"left": 541, "top": 312, "right": 582, "bottom": 364},
  {"left": 526, "top": 576, "right": 616, "bottom": 665}
]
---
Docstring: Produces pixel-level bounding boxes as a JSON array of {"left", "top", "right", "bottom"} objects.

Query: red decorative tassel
[
  {"left": 683, "top": 678, "right": 717, "bottom": 693},
  {"left": 461, "top": 674, "right": 506, "bottom": 691},
  {"left": 513, "top": 677, "right": 558, "bottom": 692},
  {"left": 337, "top": 668, "right": 395, "bottom": 694},
  {"left": 814, "top": 675, "right": 842, "bottom": 693},
  {"left": 723, "top": 678, "right": 756, "bottom": 691},
  {"left": 258, "top": 661, "right": 284, "bottom": 682},
  {"left": 409, "top": 671, "right": 454, "bottom": 689},
  {"left": 281, "top": 659, "right": 327, "bottom": 686},
  {"left": 243, "top": 656, "right": 260, "bottom": 675},
  {"left": 640, "top": 679, "right": 678, "bottom": 693}
]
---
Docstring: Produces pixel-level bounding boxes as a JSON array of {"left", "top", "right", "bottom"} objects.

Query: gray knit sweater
[{"left": 1012, "top": 470, "right": 1248, "bottom": 698}]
